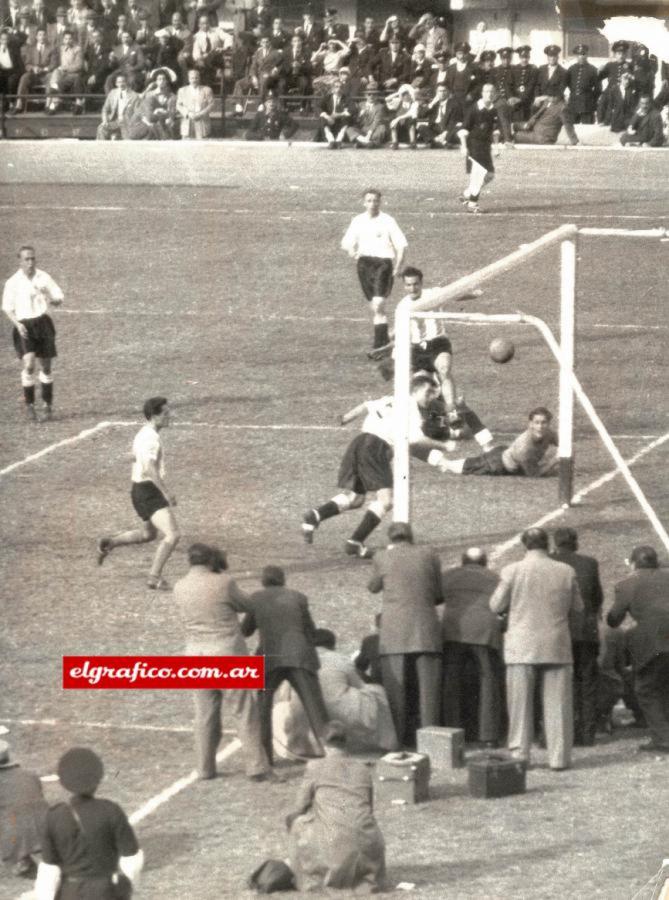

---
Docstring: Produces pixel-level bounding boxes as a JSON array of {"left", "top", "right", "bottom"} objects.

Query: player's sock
[
  {"left": 459, "top": 406, "right": 493, "bottom": 449},
  {"left": 373, "top": 324, "right": 389, "bottom": 348},
  {"left": 350, "top": 510, "right": 381, "bottom": 544},
  {"left": 39, "top": 371, "right": 54, "bottom": 406},
  {"left": 21, "top": 370, "right": 36, "bottom": 406},
  {"left": 316, "top": 500, "right": 340, "bottom": 521}
]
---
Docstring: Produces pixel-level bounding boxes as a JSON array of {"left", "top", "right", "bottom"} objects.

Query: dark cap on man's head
[
  {"left": 612, "top": 40, "right": 629, "bottom": 53},
  {"left": 454, "top": 41, "right": 470, "bottom": 53},
  {"left": 544, "top": 44, "right": 561, "bottom": 56},
  {"left": 58, "top": 748, "right": 104, "bottom": 795},
  {"left": 516, "top": 45, "right": 531, "bottom": 56},
  {"left": 629, "top": 545, "right": 658, "bottom": 568},
  {"left": 479, "top": 50, "right": 496, "bottom": 62},
  {"left": 498, "top": 47, "right": 513, "bottom": 58}
]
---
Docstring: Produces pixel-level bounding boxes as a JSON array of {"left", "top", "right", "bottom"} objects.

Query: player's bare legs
[
  {"left": 99, "top": 520, "right": 157, "bottom": 558},
  {"left": 146, "top": 506, "right": 180, "bottom": 588},
  {"left": 371, "top": 296, "right": 389, "bottom": 350}
]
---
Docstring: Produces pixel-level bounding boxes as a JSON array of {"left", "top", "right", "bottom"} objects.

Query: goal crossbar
[{"left": 393, "top": 223, "right": 669, "bottom": 552}]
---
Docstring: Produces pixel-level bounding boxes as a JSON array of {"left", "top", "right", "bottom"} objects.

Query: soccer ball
[{"left": 489, "top": 338, "right": 515, "bottom": 364}]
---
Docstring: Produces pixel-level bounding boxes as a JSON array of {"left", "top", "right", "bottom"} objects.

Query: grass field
[{"left": 1, "top": 144, "right": 669, "bottom": 900}]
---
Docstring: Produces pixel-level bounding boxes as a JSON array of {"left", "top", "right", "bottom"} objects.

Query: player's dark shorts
[
  {"left": 466, "top": 140, "right": 494, "bottom": 174},
  {"left": 411, "top": 336, "right": 453, "bottom": 372},
  {"left": 12, "top": 313, "right": 57, "bottom": 359},
  {"left": 357, "top": 256, "right": 394, "bottom": 301},
  {"left": 131, "top": 481, "right": 169, "bottom": 521},
  {"left": 338, "top": 433, "right": 393, "bottom": 494},
  {"left": 462, "top": 445, "right": 512, "bottom": 476}
]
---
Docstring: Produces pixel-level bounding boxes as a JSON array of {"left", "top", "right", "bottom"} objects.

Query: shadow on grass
[{"left": 388, "top": 839, "right": 600, "bottom": 888}]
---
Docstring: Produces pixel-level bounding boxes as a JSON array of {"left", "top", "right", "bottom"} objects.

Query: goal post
[{"left": 392, "top": 225, "right": 669, "bottom": 554}]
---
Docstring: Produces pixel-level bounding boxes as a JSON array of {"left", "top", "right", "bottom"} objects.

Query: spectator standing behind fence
[
  {"left": 551, "top": 528, "right": 603, "bottom": 746},
  {"left": 620, "top": 95, "right": 665, "bottom": 146},
  {"left": 566, "top": 44, "right": 599, "bottom": 124},
  {"left": 368, "top": 522, "right": 444, "bottom": 748},
  {"left": 607, "top": 545, "right": 669, "bottom": 754},
  {"left": 96, "top": 71, "right": 139, "bottom": 139},
  {"left": 490, "top": 527, "right": 583, "bottom": 770},
  {"left": 176, "top": 67, "right": 213, "bottom": 138},
  {"left": 174, "top": 543, "right": 275, "bottom": 781},
  {"left": 35, "top": 748, "right": 144, "bottom": 900},
  {"left": 441, "top": 548, "right": 504, "bottom": 747}
]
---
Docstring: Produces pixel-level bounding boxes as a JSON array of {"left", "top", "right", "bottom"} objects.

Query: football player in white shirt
[
  {"left": 2, "top": 245, "right": 64, "bottom": 422},
  {"left": 301, "top": 374, "right": 453, "bottom": 558},
  {"left": 341, "top": 188, "right": 408, "bottom": 352},
  {"left": 97, "top": 397, "right": 180, "bottom": 590}
]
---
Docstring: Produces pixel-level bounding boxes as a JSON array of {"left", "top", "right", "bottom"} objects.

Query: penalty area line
[{"left": 0, "top": 421, "right": 113, "bottom": 479}]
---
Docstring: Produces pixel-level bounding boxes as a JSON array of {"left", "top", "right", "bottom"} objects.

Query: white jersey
[
  {"left": 131, "top": 424, "right": 165, "bottom": 483},
  {"left": 2, "top": 268, "right": 64, "bottom": 321},
  {"left": 407, "top": 286, "right": 451, "bottom": 345},
  {"left": 341, "top": 211, "right": 408, "bottom": 260},
  {"left": 361, "top": 396, "right": 425, "bottom": 447}
]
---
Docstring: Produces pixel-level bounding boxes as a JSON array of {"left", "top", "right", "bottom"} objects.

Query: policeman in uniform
[
  {"left": 511, "top": 44, "right": 538, "bottom": 121},
  {"left": 597, "top": 40, "right": 629, "bottom": 125},
  {"left": 566, "top": 44, "right": 599, "bottom": 123},
  {"left": 536, "top": 44, "right": 567, "bottom": 101},
  {"left": 35, "top": 748, "right": 144, "bottom": 899},
  {"left": 492, "top": 46, "right": 515, "bottom": 140}
]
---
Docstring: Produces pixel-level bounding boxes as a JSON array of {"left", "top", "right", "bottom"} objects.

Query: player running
[
  {"left": 341, "top": 188, "right": 408, "bottom": 351},
  {"left": 97, "top": 397, "right": 180, "bottom": 590}
]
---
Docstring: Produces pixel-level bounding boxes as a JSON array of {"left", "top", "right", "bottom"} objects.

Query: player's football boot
[
  {"left": 24, "top": 404, "right": 37, "bottom": 423},
  {"left": 147, "top": 577, "right": 171, "bottom": 591},
  {"left": 466, "top": 202, "right": 482, "bottom": 214},
  {"left": 96, "top": 538, "right": 111, "bottom": 566},
  {"left": 301, "top": 510, "right": 319, "bottom": 544},
  {"left": 458, "top": 194, "right": 470, "bottom": 205},
  {"left": 40, "top": 404, "right": 53, "bottom": 423},
  {"left": 345, "top": 540, "right": 374, "bottom": 560}
]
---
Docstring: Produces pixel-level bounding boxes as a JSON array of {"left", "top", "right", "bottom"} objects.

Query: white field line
[
  {"left": 1, "top": 204, "right": 667, "bottom": 222},
  {"left": 128, "top": 739, "right": 242, "bottom": 827},
  {"left": 0, "top": 421, "right": 112, "bottom": 479},
  {"left": 0, "top": 420, "right": 660, "bottom": 489},
  {"left": 0, "top": 716, "right": 234, "bottom": 735}
]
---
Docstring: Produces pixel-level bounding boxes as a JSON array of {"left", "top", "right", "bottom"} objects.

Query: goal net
[{"left": 391, "top": 224, "right": 669, "bottom": 553}]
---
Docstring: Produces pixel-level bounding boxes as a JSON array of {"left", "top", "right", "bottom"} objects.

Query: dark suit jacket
[
  {"left": 511, "top": 62, "right": 538, "bottom": 105},
  {"left": 536, "top": 63, "right": 567, "bottom": 98},
  {"left": 242, "top": 586, "right": 319, "bottom": 673},
  {"left": 607, "top": 568, "right": 669, "bottom": 670},
  {"left": 441, "top": 565, "right": 502, "bottom": 651},
  {"left": 368, "top": 543, "right": 443, "bottom": 655},
  {"left": 567, "top": 61, "right": 599, "bottom": 114},
  {"left": 551, "top": 550, "right": 603, "bottom": 644},
  {"left": 373, "top": 47, "right": 409, "bottom": 86}
]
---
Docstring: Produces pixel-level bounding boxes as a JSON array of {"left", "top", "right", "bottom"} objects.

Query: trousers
[{"left": 506, "top": 663, "right": 573, "bottom": 769}]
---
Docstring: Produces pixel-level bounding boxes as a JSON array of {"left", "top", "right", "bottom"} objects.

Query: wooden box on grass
[
  {"left": 375, "top": 751, "right": 431, "bottom": 805},
  {"left": 467, "top": 753, "right": 527, "bottom": 799}
]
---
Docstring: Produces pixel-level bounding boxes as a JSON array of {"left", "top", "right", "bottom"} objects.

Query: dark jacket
[
  {"left": 373, "top": 47, "right": 410, "bottom": 87},
  {"left": 368, "top": 543, "right": 443, "bottom": 655},
  {"left": 242, "top": 586, "right": 319, "bottom": 672},
  {"left": 566, "top": 61, "right": 599, "bottom": 115},
  {"left": 607, "top": 568, "right": 669, "bottom": 670},
  {"left": 551, "top": 550, "right": 603, "bottom": 644},
  {"left": 441, "top": 565, "right": 502, "bottom": 650},
  {"left": 536, "top": 62, "right": 567, "bottom": 98}
]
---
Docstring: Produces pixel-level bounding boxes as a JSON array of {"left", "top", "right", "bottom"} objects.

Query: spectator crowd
[{"left": 0, "top": 0, "right": 667, "bottom": 145}]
